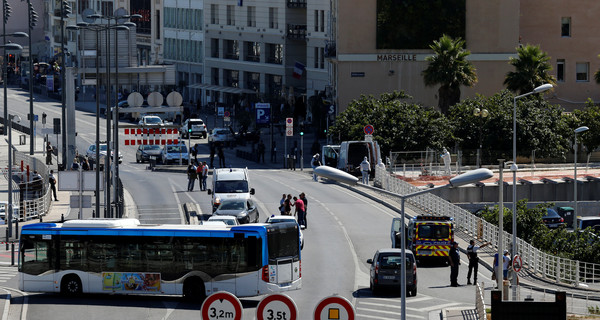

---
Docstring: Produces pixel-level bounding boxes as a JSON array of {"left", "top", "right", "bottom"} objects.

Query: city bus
[{"left": 18, "top": 219, "right": 301, "bottom": 300}]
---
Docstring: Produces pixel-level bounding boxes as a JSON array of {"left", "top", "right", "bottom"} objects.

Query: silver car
[
  {"left": 213, "top": 199, "right": 259, "bottom": 224},
  {"left": 367, "top": 248, "right": 417, "bottom": 296},
  {"left": 136, "top": 145, "right": 162, "bottom": 163}
]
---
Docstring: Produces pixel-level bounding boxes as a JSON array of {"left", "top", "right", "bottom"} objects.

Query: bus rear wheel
[
  {"left": 183, "top": 277, "right": 206, "bottom": 302},
  {"left": 61, "top": 275, "right": 82, "bottom": 296}
]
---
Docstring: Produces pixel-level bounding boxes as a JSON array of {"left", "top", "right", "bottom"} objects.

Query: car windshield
[
  {"left": 219, "top": 201, "right": 246, "bottom": 210},
  {"left": 144, "top": 145, "right": 161, "bottom": 151},
  {"left": 166, "top": 146, "right": 187, "bottom": 153},
  {"left": 215, "top": 130, "right": 229, "bottom": 135},
  {"left": 99, "top": 145, "right": 107, "bottom": 152},
  {"left": 214, "top": 181, "right": 248, "bottom": 193},
  {"left": 544, "top": 209, "right": 560, "bottom": 218},
  {"left": 209, "top": 218, "right": 236, "bottom": 226},
  {"left": 190, "top": 120, "right": 204, "bottom": 126},
  {"left": 379, "top": 253, "right": 414, "bottom": 269},
  {"left": 146, "top": 117, "right": 162, "bottom": 124},
  {"left": 417, "top": 224, "right": 450, "bottom": 239}
]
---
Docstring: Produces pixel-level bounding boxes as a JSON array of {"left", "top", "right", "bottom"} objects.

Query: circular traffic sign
[
  {"left": 224, "top": 111, "right": 231, "bottom": 117},
  {"left": 286, "top": 118, "right": 294, "bottom": 125},
  {"left": 256, "top": 293, "right": 298, "bottom": 320},
  {"left": 364, "top": 125, "right": 374, "bottom": 135},
  {"left": 286, "top": 129, "right": 293, "bottom": 136},
  {"left": 513, "top": 255, "right": 523, "bottom": 273},
  {"left": 201, "top": 291, "right": 243, "bottom": 320},
  {"left": 313, "top": 295, "right": 355, "bottom": 320}
]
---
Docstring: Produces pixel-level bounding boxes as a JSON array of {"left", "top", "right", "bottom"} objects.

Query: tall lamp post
[
  {"left": 27, "top": 0, "right": 38, "bottom": 155},
  {"left": 511, "top": 83, "right": 552, "bottom": 299},
  {"left": 2, "top": 32, "right": 28, "bottom": 136},
  {"left": 397, "top": 168, "right": 493, "bottom": 320},
  {"left": 573, "top": 126, "right": 589, "bottom": 229},
  {"left": 473, "top": 107, "right": 488, "bottom": 167}
]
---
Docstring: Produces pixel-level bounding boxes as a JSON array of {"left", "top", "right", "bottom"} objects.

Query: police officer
[
  {"left": 466, "top": 239, "right": 490, "bottom": 285},
  {"left": 448, "top": 241, "right": 460, "bottom": 287}
]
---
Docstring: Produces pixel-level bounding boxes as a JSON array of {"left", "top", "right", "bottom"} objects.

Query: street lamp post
[
  {"left": 397, "top": 168, "right": 493, "bottom": 320},
  {"left": 7, "top": 113, "right": 20, "bottom": 238},
  {"left": 2, "top": 32, "right": 28, "bottom": 136},
  {"left": 511, "top": 83, "right": 552, "bottom": 300},
  {"left": 573, "top": 126, "right": 589, "bottom": 229},
  {"left": 473, "top": 107, "right": 488, "bottom": 167}
]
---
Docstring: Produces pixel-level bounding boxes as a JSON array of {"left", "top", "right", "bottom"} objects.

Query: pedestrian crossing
[
  {"left": 354, "top": 294, "right": 474, "bottom": 320},
  {"left": 0, "top": 266, "right": 18, "bottom": 283}
]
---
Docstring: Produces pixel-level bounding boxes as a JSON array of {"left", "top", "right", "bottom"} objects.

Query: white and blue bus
[{"left": 19, "top": 219, "right": 301, "bottom": 300}]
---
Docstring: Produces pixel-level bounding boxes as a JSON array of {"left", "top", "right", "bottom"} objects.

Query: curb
[{"left": 1, "top": 288, "right": 9, "bottom": 320}]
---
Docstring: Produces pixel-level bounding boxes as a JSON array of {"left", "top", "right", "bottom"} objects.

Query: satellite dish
[
  {"left": 166, "top": 92, "right": 183, "bottom": 107},
  {"left": 82, "top": 8, "right": 95, "bottom": 23},
  {"left": 147, "top": 92, "right": 164, "bottom": 107},
  {"left": 114, "top": 8, "right": 128, "bottom": 24},
  {"left": 127, "top": 92, "right": 144, "bottom": 107}
]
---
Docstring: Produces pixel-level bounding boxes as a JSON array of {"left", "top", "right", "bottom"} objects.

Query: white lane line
[
  {"left": 356, "top": 307, "right": 425, "bottom": 319},
  {"left": 358, "top": 301, "right": 402, "bottom": 309},
  {"left": 169, "top": 180, "right": 187, "bottom": 224},
  {"left": 408, "top": 302, "right": 466, "bottom": 312}
]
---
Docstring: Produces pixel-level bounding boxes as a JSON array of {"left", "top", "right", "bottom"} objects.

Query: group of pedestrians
[
  {"left": 186, "top": 161, "right": 209, "bottom": 191},
  {"left": 279, "top": 193, "right": 308, "bottom": 229}
]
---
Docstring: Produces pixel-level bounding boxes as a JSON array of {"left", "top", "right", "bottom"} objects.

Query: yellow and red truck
[{"left": 391, "top": 215, "right": 454, "bottom": 264}]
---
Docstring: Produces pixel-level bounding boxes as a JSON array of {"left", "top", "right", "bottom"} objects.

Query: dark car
[
  {"left": 136, "top": 145, "right": 162, "bottom": 163},
  {"left": 367, "top": 248, "right": 417, "bottom": 296},
  {"left": 542, "top": 208, "right": 566, "bottom": 229},
  {"left": 213, "top": 198, "right": 259, "bottom": 224}
]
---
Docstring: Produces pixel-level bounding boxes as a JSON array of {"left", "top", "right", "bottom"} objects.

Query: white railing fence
[
  {"left": 374, "top": 167, "right": 600, "bottom": 285},
  {"left": 475, "top": 282, "right": 486, "bottom": 320}
]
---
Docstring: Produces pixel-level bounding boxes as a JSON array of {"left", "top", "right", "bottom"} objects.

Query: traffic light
[
  {"left": 42, "top": 112, "right": 47, "bottom": 124},
  {"left": 53, "top": 118, "right": 60, "bottom": 134},
  {"left": 3, "top": 0, "right": 11, "bottom": 25},
  {"left": 53, "top": 0, "right": 70, "bottom": 18},
  {"left": 299, "top": 124, "right": 304, "bottom": 136},
  {"left": 28, "top": 2, "right": 37, "bottom": 29}
]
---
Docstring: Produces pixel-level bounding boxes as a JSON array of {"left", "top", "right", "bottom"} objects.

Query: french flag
[{"left": 293, "top": 61, "right": 305, "bottom": 79}]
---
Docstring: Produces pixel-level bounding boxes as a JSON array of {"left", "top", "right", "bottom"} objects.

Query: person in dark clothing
[
  {"left": 466, "top": 239, "right": 490, "bottom": 285},
  {"left": 271, "top": 141, "right": 277, "bottom": 163},
  {"left": 209, "top": 142, "right": 216, "bottom": 168},
  {"left": 299, "top": 192, "right": 308, "bottom": 228},
  {"left": 46, "top": 142, "right": 53, "bottom": 165},
  {"left": 448, "top": 241, "right": 460, "bottom": 287},
  {"left": 217, "top": 142, "right": 225, "bottom": 168},
  {"left": 257, "top": 140, "right": 266, "bottom": 163}
]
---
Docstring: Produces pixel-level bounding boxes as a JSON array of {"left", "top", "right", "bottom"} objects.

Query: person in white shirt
[{"left": 359, "top": 157, "right": 371, "bottom": 184}]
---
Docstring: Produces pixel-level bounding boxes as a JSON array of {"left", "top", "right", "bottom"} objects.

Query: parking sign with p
[{"left": 256, "top": 103, "right": 271, "bottom": 124}]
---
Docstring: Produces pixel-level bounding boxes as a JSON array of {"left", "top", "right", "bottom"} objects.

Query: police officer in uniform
[
  {"left": 448, "top": 241, "right": 460, "bottom": 287},
  {"left": 466, "top": 239, "right": 490, "bottom": 285}
]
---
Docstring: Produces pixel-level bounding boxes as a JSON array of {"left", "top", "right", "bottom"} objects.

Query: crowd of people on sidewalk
[{"left": 278, "top": 192, "right": 309, "bottom": 229}]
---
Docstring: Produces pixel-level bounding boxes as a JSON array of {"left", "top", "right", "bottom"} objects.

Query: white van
[
  {"left": 207, "top": 168, "right": 255, "bottom": 212},
  {"left": 337, "top": 140, "right": 381, "bottom": 177}
]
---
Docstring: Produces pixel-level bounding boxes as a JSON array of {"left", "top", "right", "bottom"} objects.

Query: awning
[{"left": 187, "top": 83, "right": 256, "bottom": 94}]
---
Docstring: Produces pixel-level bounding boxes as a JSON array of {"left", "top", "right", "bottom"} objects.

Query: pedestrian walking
[
  {"left": 279, "top": 194, "right": 286, "bottom": 214},
  {"left": 311, "top": 153, "right": 321, "bottom": 181},
  {"left": 284, "top": 194, "right": 293, "bottom": 215},
  {"left": 217, "top": 142, "right": 226, "bottom": 168},
  {"left": 294, "top": 196, "right": 306, "bottom": 229},
  {"left": 200, "top": 161, "right": 209, "bottom": 191},
  {"left": 299, "top": 192, "right": 308, "bottom": 228},
  {"left": 187, "top": 163, "right": 198, "bottom": 191},
  {"left": 191, "top": 144, "right": 198, "bottom": 163},
  {"left": 271, "top": 141, "right": 277, "bottom": 163},
  {"left": 257, "top": 140, "right": 266, "bottom": 163},
  {"left": 46, "top": 142, "right": 53, "bottom": 165},
  {"left": 49, "top": 170, "right": 58, "bottom": 201},
  {"left": 209, "top": 142, "right": 215, "bottom": 168},
  {"left": 359, "top": 156, "right": 371, "bottom": 184},
  {"left": 448, "top": 241, "right": 460, "bottom": 287},
  {"left": 466, "top": 239, "right": 490, "bottom": 285}
]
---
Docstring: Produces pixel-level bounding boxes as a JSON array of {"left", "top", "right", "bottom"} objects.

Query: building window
[
  {"left": 211, "top": 38, "right": 219, "bottom": 58},
  {"left": 245, "top": 41, "right": 260, "bottom": 62},
  {"left": 576, "top": 62, "right": 589, "bottom": 82},
  {"left": 247, "top": 6, "right": 256, "bottom": 27},
  {"left": 224, "top": 40, "right": 239, "bottom": 60},
  {"left": 266, "top": 43, "right": 283, "bottom": 64},
  {"left": 227, "top": 5, "right": 235, "bottom": 26},
  {"left": 561, "top": 17, "right": 571, "bottom": 37},
  {"left": 224, "top": 69, "right": 239, "bottom": 88},
  {"left": 314, "top": 10, "right": 318, "bottom": 32},
  {"left": 320, "top": 10, "right": 325, "bottom": 32},
  {"left": 211, "top": 4, "right": 219, "bottom": 24},
  {"left": 269, "top": 7, "right": 278, "bottom": 29},
  {"left": 245, "top": 72, "right": 260, "bottom": 92},
  {"left": 319, "top": 47, "right": 324, "bottom": 68},
  {"left": 556, "top": 59, "right": 565, "bottom": 82}
]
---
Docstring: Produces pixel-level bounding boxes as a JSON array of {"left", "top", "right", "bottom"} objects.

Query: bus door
[{"left": 20, "top": 235, "right": 55, "bottom": 292}]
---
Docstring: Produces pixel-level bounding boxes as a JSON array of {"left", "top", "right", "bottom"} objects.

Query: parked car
[
  {"left": 367, "top": 248, "right": 417, "bottom": 296},
  {"left": 265, "top": 215, "right": 304, "bottom": 249},
  {"left": 180, "top": 118, "right": 207, "bottom": 139},
  {"left": 577, "top": 217, "right": 600, "bottom": 232},
  {"left": 208, "top": 128, "right": 235, "bottom": 146},
  {"left": 86, "top": 143, "right": 123, "bottom": 165},
  {"left": 138, "top": 115, "right": 164, "bottom": 126},
  {"left": 136, "top": 145, "right": 162, "bottom": 163},
  {"left": 542, "top": 208, "right": 566, "bottom": 229},
  {"left": 207, "top": 215, "right": 239, "bottom": 226},
  {"left": 213, "top": 198, "right": 259, "bottom": 224},
  {"left": 161, "top": 143, "right": 189, "bottom": 164},
  {"left": 0, "top": 201, "right": 18, "bottom": 222}
]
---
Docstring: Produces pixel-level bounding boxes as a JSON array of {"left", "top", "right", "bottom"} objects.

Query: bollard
[
  {"left": 39, "top": 214, "right": 43, "bottom": 222},
  {"left": 15, "top": 220, "right": 18, "bottom": 240},
  {"left": 502, "top": 280, "right": 510, "bottom": 300},
  {"left": 10, "top": 243, "right": 14, "bottom": 266},
  {"left": 4, "top": 229, "right": 7, "bottom": 251},
  {"left": 61, "top": 214, "right": 65, "bottom": 223}
]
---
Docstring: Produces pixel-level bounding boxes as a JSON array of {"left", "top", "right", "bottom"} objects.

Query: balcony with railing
[
  {"left": 287, "top": 24, "right": 307, "bottom": 40},
  {"left": 287, "top": 0, "right": 307, "bottom": 8}
]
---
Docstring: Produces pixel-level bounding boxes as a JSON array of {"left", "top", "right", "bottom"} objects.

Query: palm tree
[
  {"left": 422, "top": 35, "right": 478, "bottom": 115},
  {"left": 504, "top": 44, "right": 556, "bottom": 95}
]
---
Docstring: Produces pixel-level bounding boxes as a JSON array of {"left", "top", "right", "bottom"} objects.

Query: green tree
[
  {"left": 504, "top": 44, "right": 556, "bottom": 95},
  {"left": 329, "top": 91, "right": 453, "bottom": 155},
  {"left": 571, "top": 99, "right": 600, "bottom": 162},
  {"left": 422, "top": 34, "right": 478, "bottom": 115}
]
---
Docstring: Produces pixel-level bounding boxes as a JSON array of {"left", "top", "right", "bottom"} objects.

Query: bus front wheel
[
  {"left": 61, "top": 275, "right": 82, "bottom": 296},
  {"left": 183, "top": 277, "right": 206, "bottom": 302}
]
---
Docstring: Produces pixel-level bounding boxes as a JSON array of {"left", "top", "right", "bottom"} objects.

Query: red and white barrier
[{"left": 123, "top": 128, "right": 180, "bottom": 146}]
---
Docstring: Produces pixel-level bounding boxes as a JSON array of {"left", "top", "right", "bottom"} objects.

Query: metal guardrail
[{"left": 375, "top": 167, "right": 600, "bottom": 286}]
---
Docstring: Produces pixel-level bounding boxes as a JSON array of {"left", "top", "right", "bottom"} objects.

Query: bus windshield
[{"left": 267, "top": 223, "right": 300, "bottom": 260}]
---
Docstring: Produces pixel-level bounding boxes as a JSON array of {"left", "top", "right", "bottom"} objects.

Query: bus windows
[{"left": 20, "top": 237, "right": 52, "bottom": 275}]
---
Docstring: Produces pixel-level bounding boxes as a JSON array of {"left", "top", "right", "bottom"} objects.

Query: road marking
[
  {"left": 407, "top": 302, "right": 466, "bottom": 312},
  {"left": 169, "top": 180, "right": 187, "bottom": 224},
  {"left": 356, "top": 307, "right": 426, "bottom": 319}
]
